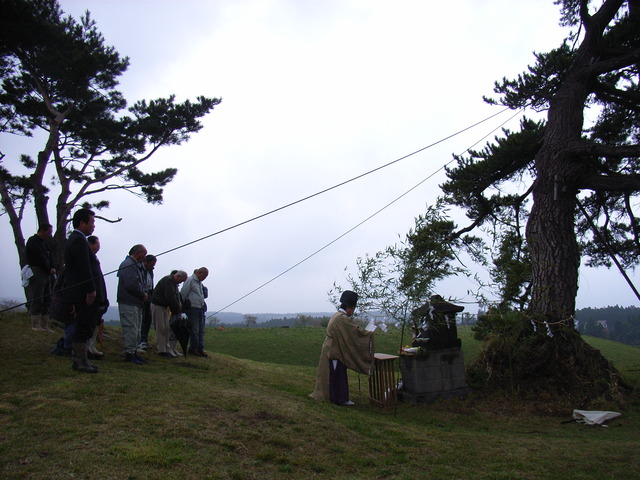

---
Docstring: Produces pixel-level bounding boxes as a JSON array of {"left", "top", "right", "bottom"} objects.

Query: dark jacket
[
  {"left": 151, "top": 274, "right": 182, "bottom": 313},
  {"left": 61, "top": 230, "right": 95, "bottom": 304},
  {"left": 25, "top": 234, "right": 54, "bottom": 270},
  {"left": 90, "top": 251, "right": 108, "bottom": 313},
  {"left": 116, "top": 255, "right": 145, "bottom": 307}
]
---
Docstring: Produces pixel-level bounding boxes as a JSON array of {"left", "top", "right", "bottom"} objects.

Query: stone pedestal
[{"left": 399, "top": 347, "right": 469, "bottom": 404}]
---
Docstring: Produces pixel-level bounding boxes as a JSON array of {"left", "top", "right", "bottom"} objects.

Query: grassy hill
[{"left": 1, "top": 311, "right": 639, "bottom": 480}]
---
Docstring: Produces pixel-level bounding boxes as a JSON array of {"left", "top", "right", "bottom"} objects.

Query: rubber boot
[
  {"left": 84, "top": 348, "right": 100, "bottom": 370},
  {"left": 40, "top": 314, "right": 55, "bottom": 333},
  {"left": 72, "top": 342, "right": 98, "bottom": 373},
  {"left": 87, "top": 328, "right": 104, "bottom": 357},
  {"left": 31, "top": 315, "right": 46, "bottom": 331}
]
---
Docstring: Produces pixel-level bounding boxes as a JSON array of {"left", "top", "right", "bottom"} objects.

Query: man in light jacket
[
  {"left": 117, "top": 244, "right": 148, "bottom": 364},
  {"left": 181, "top": 267, "right": 209, "bottom": 357}
]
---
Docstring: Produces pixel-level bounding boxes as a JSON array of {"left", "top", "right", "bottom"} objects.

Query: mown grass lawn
[{"left": 1, "top": 311, "right": 639, "bottom": 480}]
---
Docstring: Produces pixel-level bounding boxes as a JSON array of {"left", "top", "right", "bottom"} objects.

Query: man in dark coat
[
  {"left": 25, "top": 223, "right": 56, "bottom": 331},
  {"left": 62, "top": 208, "right": 98, "bottom": 374},
  {"left": 138, "top": 254, "right": 157, "bottom": 350},
  {"left": 151, "top": 270, "right": 187, "bottom": 357}
]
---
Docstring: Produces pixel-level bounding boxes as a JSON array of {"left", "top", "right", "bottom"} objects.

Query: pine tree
[
  {"left": 0, "top": 0, "right": 221, "bottom": 267},
  {"left": 406, "top": 0, "right": 640, "bottom": 402}
]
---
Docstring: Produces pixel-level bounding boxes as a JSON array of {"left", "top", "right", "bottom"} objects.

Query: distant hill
[
  {"left": 211, "top": 311, "right": 335, "bottom": 325},
  {"left": 103, "top": 306, "right": 333, "bottom": 325}
]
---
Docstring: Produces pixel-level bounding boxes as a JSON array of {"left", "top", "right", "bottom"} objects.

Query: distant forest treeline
[{"left": 575, "top": 306, "right": 640, "bottom": 346}]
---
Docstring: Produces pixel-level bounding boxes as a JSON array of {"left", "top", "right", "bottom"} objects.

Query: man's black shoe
[
  {"left": 125, "top": 353, "right": 145, "bottom": 365},
  {"left": 135, "top": 353, "right": 149, "bottom": 363},
  {"left": 72, "top": 363, "right": 98, "bottom": 374}
]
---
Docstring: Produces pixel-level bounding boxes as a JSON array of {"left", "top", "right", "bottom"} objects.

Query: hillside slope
[{"left": 1, "top": 312, "right": 639, "bottom": 480}]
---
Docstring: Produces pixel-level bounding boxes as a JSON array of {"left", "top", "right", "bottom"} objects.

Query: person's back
[
  {"left": 152, "top": 274, "right": 181, "bottom": 311},
  {"left": 117, "top": 255, "right": 143, "bottom": 307}
]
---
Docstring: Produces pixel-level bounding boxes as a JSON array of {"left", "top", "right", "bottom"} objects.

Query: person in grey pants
[
  {"left": 181, "top": 267, "right": 209, "bottom": 356},
  {"left": 116, "top": 244, "right": 148, "bottom": 365}
]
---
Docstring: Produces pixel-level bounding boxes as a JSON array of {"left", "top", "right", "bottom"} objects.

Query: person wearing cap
[{"left": 309, "top": 290, "right": 374, "bottom": 406}]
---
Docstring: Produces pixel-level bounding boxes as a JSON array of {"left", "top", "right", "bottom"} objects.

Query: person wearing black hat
[{"left": 309, "top": 290, "right": 374, "bottom": 406}]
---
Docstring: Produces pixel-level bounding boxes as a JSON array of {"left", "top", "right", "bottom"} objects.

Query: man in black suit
[{"left": 62, "top": 208, "right": 98, "bottom": 373}]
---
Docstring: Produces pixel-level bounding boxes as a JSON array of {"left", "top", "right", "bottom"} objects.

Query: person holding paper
[{"left": 309, "top": 290, "right": 374, "bottom": 406}]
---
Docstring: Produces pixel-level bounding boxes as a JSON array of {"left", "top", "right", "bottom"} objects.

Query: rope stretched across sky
[
  {"left": 1, "top": 106, "right": 514, "bottom": 315},
  {"left": 207, "top": 108, "right": 525, "bottom": 316},
  {"left": 146, "top": 106, "right": 512, "bottom": 261}
]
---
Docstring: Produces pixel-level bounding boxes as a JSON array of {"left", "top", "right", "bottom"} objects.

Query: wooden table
[{"left": 369, "top": 353, "right": 399, "bottom": 409}]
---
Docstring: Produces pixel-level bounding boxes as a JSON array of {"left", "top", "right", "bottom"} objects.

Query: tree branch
[
  {"left": 68, "top": 144, "right": 162, "bottom": 206},
  {"left": 94, "top": 213, "right": 122, "bottom": 224},
  {"left": 589, "top": 47, "right": 640, "bottom": 75},
  {"left": 592, "top": 78, "right": 640, "bottom": 109},
  {"left": 580, "top": 172, "right": 640, "bottom": 191},
  {"left": 567, "top": 139, "right": 640, "bottom": 158},
  {"left": 588, "top": 0, "right": 626, "bottom": 34}
]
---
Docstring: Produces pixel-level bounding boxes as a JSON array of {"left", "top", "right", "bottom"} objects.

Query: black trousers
[
  {"left": 329, "top": 359, "right": 349, "bottom": 404},
  {"left": 71, "top": 302, "right": 99, "bottom": 343},
  {"left": 140, "top": 301, "right": 152, "bottom": 343}
]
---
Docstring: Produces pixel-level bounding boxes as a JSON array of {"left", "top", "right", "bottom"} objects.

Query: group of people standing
[
  {"left": 25, "top": 208, "right": 375, "bottom": 405},
  {"left": 24, "top": 207, "right": 211, "bottom": 374},
  {"left": 148, "top": 267, "right": 210, "bottom": 359}
]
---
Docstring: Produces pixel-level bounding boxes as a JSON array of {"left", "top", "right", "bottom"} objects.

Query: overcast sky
[{"left": 2, "top": 0, "right": 638, "bottom": 315}]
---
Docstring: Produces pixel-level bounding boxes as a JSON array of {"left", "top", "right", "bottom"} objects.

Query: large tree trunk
[
  {"left": 526, "top": 75, "right": 586, "bottom": 328},
  {"left": 526, "top": 6, "right": 609, "bottom": 328}
]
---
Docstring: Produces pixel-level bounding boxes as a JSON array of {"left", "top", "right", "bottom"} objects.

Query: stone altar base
[{"left": 399, "top": 347, "right": 470, "bottom": 405}]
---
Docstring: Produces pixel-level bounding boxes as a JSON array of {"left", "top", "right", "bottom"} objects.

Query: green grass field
[
  {"left": 206, "top": 324, "right": 482, "bottom": 368},
  {"left": 1, "top": 311, "right": 639, "bottom": 480}
]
